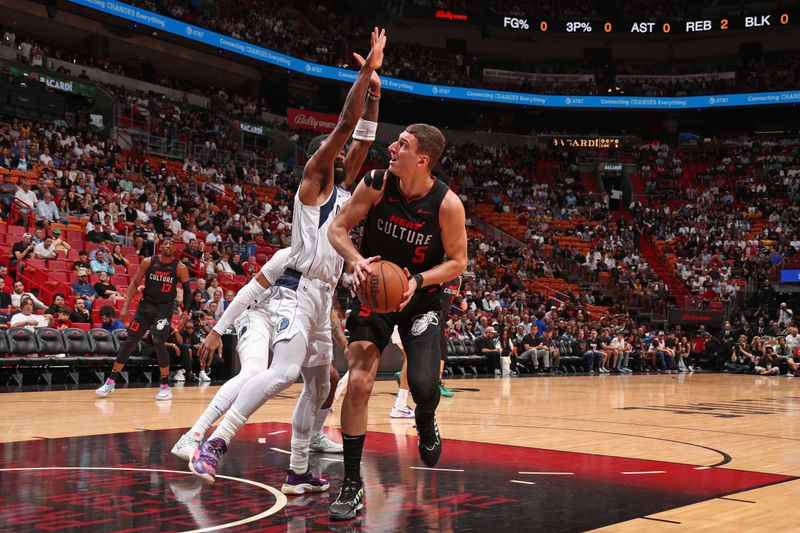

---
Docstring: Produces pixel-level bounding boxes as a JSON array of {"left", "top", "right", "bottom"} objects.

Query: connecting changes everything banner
[{"left": 69, "top": 0, "right": 800, "bottom": 110}]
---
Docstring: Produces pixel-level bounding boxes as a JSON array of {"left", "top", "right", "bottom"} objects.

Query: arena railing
[
  {"left": 177, "top": 249, "right": 205, "bottom": 279},
  {"left": 10, "top": 198, "right": 35, "bottom": 228}
]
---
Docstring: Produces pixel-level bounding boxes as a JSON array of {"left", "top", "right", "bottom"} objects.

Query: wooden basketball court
[{"left": 1, "top": 373, "right": 798, "bottom": 531}]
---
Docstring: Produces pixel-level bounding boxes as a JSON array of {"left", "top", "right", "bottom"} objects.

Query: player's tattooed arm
[
  {"left": 343, "top": 53, "right": 381, "bottom": 190},
  {"left": 177, "top": 262, "right": 192, "bottom": 312},
  {"left": 328, "top": 175, "right": 385, "bottom": 290},
  {"left": 330, "top": 306, "right": 349, "bottom": 351},
  {"left": 300, "top": 27, "right": 386, "bottom": 205},
  {"left": 120, "top": 257, "right": 151, "bottom": 322}
]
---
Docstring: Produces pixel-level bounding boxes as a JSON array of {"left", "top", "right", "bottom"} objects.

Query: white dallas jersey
[{"left": 284, "top": 184, "right": 351, "bottom": 286}]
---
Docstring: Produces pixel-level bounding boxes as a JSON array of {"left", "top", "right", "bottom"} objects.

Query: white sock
[
  {"left": 189, "top": 394, "right": 233, "bottom": 438},
  {"left": 311, "top": 407, "right": 330, "bottom": 438},
  {"left": 290, "top": 364, "right": 330, "bottom": 474},
  {"left": 208, "top": 407, "right": 247, "bottom": 445},
  {"left": 394, "top": 388, "right": 409, "bottom": 410}
]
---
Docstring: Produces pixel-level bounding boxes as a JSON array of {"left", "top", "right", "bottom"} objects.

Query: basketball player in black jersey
[
  {"left": 327, "top": 124, "right": 468, "bottom": 520},
  {"left": 96, "top": 237, "right": 191, "bottom": 400}
]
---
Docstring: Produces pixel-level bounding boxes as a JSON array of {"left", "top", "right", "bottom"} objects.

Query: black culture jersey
[
  {"left": 361, "top": 169, "right": 448, "bottom": 278},
  {"left": 142, "top": 256, "right": 179, "bottom": 305}
]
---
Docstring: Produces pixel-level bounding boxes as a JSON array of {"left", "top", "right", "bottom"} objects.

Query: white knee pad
[
  {"left": 318, "top": 381, "right": 331, "bottom": 402},
  {"left": 280, "top": 363, "right": 302, "bottom": 388}
]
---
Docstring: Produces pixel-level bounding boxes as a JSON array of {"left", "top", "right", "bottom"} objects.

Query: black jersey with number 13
[
  {"left": 361, "top": 169, "right": 448, "bottom": 277},
  {"left": 142, "top": 256, "right": 179, "bottom": 305}
]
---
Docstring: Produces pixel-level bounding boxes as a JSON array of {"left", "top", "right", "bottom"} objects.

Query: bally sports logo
[
  {"left": 435, "top": 10, "right": 468, "bottom": 22},
  {"left": 287, "top": 107, "right": 338, "bottom": 133}
]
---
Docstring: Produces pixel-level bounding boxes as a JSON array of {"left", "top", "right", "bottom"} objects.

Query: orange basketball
[{"left": 357, "top": 261, "right": 409, "bottom": 313}]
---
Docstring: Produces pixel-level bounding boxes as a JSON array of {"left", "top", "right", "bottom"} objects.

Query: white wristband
[{"left": 353, "top": 119, "right": 377, "bottom": 141}]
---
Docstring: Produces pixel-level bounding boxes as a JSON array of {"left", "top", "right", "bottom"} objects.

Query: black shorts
[
  {"left": 128, "top": 300, "right": 175, "bottom": 343},
  {"left": 347, "top": 287, "right": 443, "bottom": 355}
]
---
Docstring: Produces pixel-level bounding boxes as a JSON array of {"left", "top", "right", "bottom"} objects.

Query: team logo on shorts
[
  {"left": 156, "top": 318, "right": 169, "bottom": 331},
  {"left": 276, "top": 317, "right": 291, "bottom": 333},
  {"left": 410, "top": 312, "right": 439, "bottom": 337}
]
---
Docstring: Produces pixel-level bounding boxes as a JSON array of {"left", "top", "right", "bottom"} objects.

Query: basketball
[{"left": 357, "top": 261, "right": 409, "bottom": 313}]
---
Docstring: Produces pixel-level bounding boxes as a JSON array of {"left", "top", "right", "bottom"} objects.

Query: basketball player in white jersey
[
  {"left": 188, "top": 28, "right": 386, "bottom": 493},
  {"left": 171, "top": 248, "right": 346, "bottom": 456}
]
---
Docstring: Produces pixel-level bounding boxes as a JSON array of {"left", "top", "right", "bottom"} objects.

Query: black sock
[
  {"left": 110, "top": 371, "right": 121, "bottom": 382},
  {"left": 159, "top": 375, "right": 170, "bottom": 386},
  {"left": 342, "top": 434, "right": 365, "bottom": 483}
]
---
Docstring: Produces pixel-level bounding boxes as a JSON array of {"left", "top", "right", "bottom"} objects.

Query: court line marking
[
  {"left": 718, "top": 496, "right": 756, "bottom": 503},
  {"left": 450, "top": 405, "right": 800, "bottom": 443},
  {"left": 621, "top": 471, "right": 666, "bottom": 475},
  {"left": 641, "top": 517, "right": 682, "bottom": 524},
  {"left": 270, "top": 447, "right": 291, "bottom": 455},
  {"left": 409, "top": 467, "right": 465, "bottom": 472},
  {"left": 257, "top": 438, "right": 267, "bottom": 444},
  {"left": 518, "top": 471, "right": 574, "bottom": 475},
  {"left": 694, "top": 466, "right": 712, "bottom": 470},
  {"left": 268, "top": 430, "right": 287, "bottom": 435},
  {"left": 510, "top": 480, "right": 536, "bottom": 485},
  {"left": 0, "top": 466, "right": 287, "bottom": 532},
  {"left": 453, "top": 421, "right": 733, "bottom": 468}
]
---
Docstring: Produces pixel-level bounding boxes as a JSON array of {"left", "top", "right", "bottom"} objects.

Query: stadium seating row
[
  {"left": 444, "top": 338, "right": 586, "bottom": 374},
  {"left": 0, "top": 327, "right": 157, "bottom": 386}
]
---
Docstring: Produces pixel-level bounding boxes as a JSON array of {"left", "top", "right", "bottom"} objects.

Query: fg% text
[{"left": 566, "top": 21, "right": 593, "bottom": 32}]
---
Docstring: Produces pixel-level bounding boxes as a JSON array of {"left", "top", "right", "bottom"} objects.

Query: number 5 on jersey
[{"left": 412, "top": 246, "right": 428, "bottom": 264}]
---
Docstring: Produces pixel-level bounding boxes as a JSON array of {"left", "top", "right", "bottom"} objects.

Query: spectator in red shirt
[
  {"left": 241, "top": 255, "right": 259, "bottom": 278},
  {"left": 114, "top": 213, "right": 129, "bottom": 237},
  {"left": 53, "top": 306, "right": 73, "bottom": 330},
  {"left": 0, "top": 264, "right": 12, "bottom": 292}
]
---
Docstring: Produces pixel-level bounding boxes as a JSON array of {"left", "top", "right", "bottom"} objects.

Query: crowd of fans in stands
[
  {"left": 7, "top": 0, "right": 799, "bottom": 100},
  {"left": 634, "top": 138, "right": 800, "bottom": 310},
  {"left": 0, "top": 88, "right": 799, "bottom": 379}
]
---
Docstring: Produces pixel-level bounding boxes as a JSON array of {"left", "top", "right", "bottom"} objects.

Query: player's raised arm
[
  {"left": 328, "top": 172, "right": 386, "bottom": 288},
  {"left": 343, "top": 53, "right": 381, "bottom": 190},
  {"left": 398, "top": 191, "right": 468, "bottom": 310},
  {"left": 299, "top": 27, "right": 386, "bottom": 205}
]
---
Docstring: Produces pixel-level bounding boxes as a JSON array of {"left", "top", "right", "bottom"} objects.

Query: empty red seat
[
  {"left": 7, "top": 226, "right": 26, "bottom": 239},
  {"left": 26, "top": 258, "right": 47, "bottom": 271},
  {"left": 49, "top": 260, "right": 70, "bottom": 272}
]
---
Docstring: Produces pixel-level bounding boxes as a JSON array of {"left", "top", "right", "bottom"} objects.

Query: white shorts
[
  {"left": 268, "top": 274, "right": 334, "bottom": 367},
  {"left": 234, "top": 308, "right": 274, "bottom": 367}
]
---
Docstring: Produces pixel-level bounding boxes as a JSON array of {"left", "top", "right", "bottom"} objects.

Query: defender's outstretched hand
[
  {"left": 352, "top": 52, "right": 381, "bottom": 89},
  {"left": 363, "top": 27, "right": 386, "bottom": 72}
]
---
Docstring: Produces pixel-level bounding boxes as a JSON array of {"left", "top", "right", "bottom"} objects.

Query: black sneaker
[
  {"left": 415, "top": 408, "right": 442, "bottom": 467},
  {"left": 329, "top": 478, "right": 364, "bottom": 520}
]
